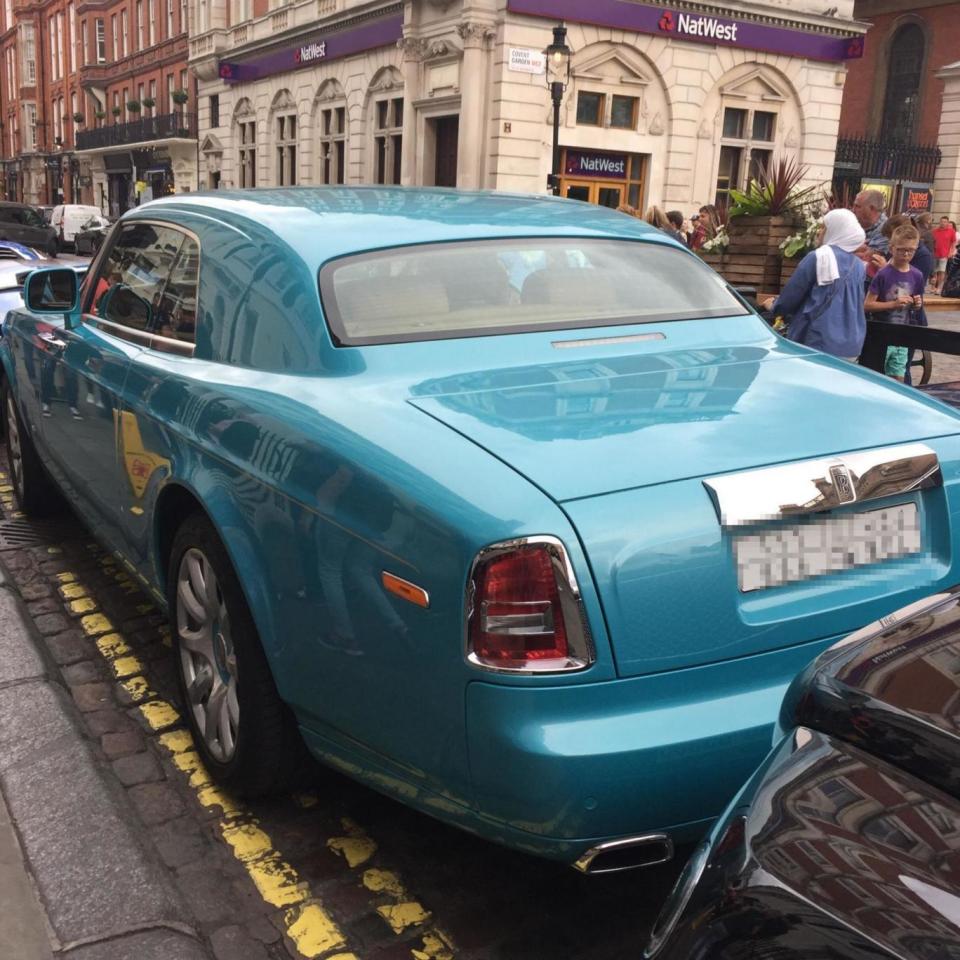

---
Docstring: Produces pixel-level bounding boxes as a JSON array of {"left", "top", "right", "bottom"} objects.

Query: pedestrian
[
  {"left": 915, "top": 212, "right": 935, "bottom": 255},
  {"left": 853, "top": 189, "right": 890, "bottom": 257},
  {"left": 864, "top": 223, "right": 925, "bottom": 382},
  {"left": 666, "top": 210, "right": 688, "bottom": 245},
  {"left": 933, "top": 215, "right": 958, "bottom": 292},
  {"left": 759, "top": 208, "right": 866, "bottom": 360},
  {"left": 690, "top": 205, "right": 718, "bottom": 251},
  {"left": 643, "top": 205, "right": 672, "bottom": 231}
]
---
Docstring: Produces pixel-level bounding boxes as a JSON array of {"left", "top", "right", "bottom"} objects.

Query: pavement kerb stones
[{"left": 0, "top": 554, "right": 212, "bottom": 960}]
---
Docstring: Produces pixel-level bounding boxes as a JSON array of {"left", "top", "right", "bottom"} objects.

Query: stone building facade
[
  {"left": 189, "top": 0, "right": 866, "bottom": 211},
  {"left": 0, "top": 0, "right": 195, "bottom": 211},
  {"left": 190, "top": 0, "right": 866, "bottom": 212}
]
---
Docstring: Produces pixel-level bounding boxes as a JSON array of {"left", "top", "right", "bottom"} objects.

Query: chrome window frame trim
[
  {"left": 703, "top": 442, "right": 942, "bottom": 528},
  {"left": 80, "top": 217, "right": 200, "bottom": 358},
  {"left": 464, "top": 534, "right": 595, "bottom": 675}
]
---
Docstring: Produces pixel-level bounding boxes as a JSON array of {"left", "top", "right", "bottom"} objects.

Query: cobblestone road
[{"left": 0, "top": 456, "right": 682, "bottom": 960}]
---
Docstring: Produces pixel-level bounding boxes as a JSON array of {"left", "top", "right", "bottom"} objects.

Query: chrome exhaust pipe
[{"left": 572, "top": 834, "right": 674, "bottom": 875}]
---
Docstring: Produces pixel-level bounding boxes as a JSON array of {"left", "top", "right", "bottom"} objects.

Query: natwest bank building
[{"left": 190, "top": 0, "right": 866, "bottom": 211}]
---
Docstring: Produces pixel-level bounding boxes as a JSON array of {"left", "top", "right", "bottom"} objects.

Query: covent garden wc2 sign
[{"left": 507, "top": 0, "right": 866, "bottom": 61}]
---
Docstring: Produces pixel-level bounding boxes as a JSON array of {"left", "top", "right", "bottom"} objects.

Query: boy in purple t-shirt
[{"left": 865, "top": 224, "right": 924, "bottom": 381}]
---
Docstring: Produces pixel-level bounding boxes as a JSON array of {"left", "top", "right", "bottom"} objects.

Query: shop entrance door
[
  {"left": 433, "top": 116, "right": 459, "bottom": 187},
  {"left": 564, "top": 180, "right": 593, "bottom": 202}
]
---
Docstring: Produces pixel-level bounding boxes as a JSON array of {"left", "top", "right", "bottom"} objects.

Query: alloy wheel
[{"left": 176, "top": 547, "right": 240, "bottom": 762}]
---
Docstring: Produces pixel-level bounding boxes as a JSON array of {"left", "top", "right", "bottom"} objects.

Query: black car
[
  {"left": 648, "top": 587, "right": 960, "bottom": 960},
  {"left": 73, "top": 215, "right": 111, "bottom": 255},
  {"left": 0, "top": 202, "right": 57, "bottom": 256}
]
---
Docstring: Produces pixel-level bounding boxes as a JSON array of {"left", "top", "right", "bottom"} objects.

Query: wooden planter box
[{"left": 700, "top": 215, "right": 799, "bottom": 294}]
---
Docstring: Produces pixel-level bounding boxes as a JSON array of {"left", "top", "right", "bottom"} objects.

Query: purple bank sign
[
  {"left": 218, "top": 11, "right": 404, "bottom": 83},
  {"left": 565, "top": 150, "right": 628, "bottom": 178},
  {"left": 507, "top": 0, "right": 865, "bottom": 61}
]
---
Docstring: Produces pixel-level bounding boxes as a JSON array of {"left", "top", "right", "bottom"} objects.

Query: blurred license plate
[{"left": 735, "top": 503, "right": 921, "bottom": 593}]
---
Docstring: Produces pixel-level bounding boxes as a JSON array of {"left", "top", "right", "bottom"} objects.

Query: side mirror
[{"left": 24, "top": 267, "right": 79, "bottom": 314}]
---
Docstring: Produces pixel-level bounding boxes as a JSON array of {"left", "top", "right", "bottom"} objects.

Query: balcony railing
[
  {"left": 834, "top": 137, "right": 942, "bottom": 184},
  {"left": 76, "top": 112, "right": 197, "bottom": 150}
]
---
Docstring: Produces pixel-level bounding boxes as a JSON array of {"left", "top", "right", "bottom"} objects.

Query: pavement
[{"left": 0, "top": 549, "right": 211, "bottom": 960}]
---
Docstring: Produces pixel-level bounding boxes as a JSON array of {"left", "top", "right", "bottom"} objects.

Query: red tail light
[{"left": 467, "top": 538, "right": 594, "bottom": 673}]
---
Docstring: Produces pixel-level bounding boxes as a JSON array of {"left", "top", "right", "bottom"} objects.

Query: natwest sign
[
  {"left": 658, "top": 10, "right": 738, "bottom": 43},
  {"left": 295, "top": 40, "right": 327, "bottom": 64},
  {"left": 507, "top": 0, "right": 865, "bottom": 62},
  {"left": 565, "top": 149, "right": 628, "bottom": 179}
]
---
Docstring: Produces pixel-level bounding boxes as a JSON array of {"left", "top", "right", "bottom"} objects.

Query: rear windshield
[{"left": 318, "top": 238, "right": 749, "bottom": 346}]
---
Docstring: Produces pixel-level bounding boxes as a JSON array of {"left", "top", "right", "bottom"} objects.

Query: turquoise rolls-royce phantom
[{"left": 3, "top": 188, "right": 959, "bottom": 873}]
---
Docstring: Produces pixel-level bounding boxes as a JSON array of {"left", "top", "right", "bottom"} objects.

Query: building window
[
  {"left": 111, "top": 14, "right": 118, "bottom": 60},
  {"left": 238, "top": 119, "right": 256, "bottom": 187},
  {"left": 3, "top": 0, "right": 9, "bottom": 35},
  {"left": 135, "top": 0, "right": 142, "bottom": 51},
  {"left": 373, "top": 97, "right": 402, "bottom": 185},
  {"left": 95, "top": 18, "right": 106, "bottom": 63},
  {"left": 68, "top": 4, "right": 76, "bottom": 74},
  {"left": 234, "top": 0, "right": 251, "bottom": 22},
  {"left": 319, "top": 105, "right": 346, "bottom": 184},
  {"left": 180, "top": 0, "right": 186, "bottom": 33},
  {"left": 149, "top": 80, "right": 157, "bottom": 114},
  {"left": 122, "top": 86, "right": 129, "bottom": 120},
  {"left": 81, "top": 19, "right": 88, "bottom": 65},
  {"left": 576, "top": 91, "right": 603, "bottom": 126},
  {"left": 21, "top": 23, "right": 36, "bottom": 84},
  {"left": 49, "top": 15, "right": 61, "bottom": 81},
  {"left": 276, "top": 113, "right": 296, "bottom": 185},
  {"left": 148, "top": 0, "right": 156, "bottom": 45},
  {"left": 24, "top": 103, "right": 37, "bottom": 151},
  {"left": 209, "top": 94, "right": 219, "bottom": 128},
  {"left": 121, "top": 8, "right": 128, "bottom": 56},
  {"left": 881, "top": 24, "right": 924, "bottom": 144},
  {"left": 715, "top": 105, "right": 777, "bottom": 205},
  {"left": 180, "top": 68, "right": 188, "bottom": 93},
  {"left": 610, "top": 95, "right": 638, "bottom": 129}
]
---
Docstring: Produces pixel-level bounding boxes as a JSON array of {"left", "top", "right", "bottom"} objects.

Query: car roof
[{"left": 137, "top": 186, "right": 669, "bottom": 270}]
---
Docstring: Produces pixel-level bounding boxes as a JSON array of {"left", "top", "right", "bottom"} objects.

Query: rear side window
[
  {"left": 83, "top": 221, "right": 199, "bottom": 350},
  {"left": 319, "top": 238, "right": 748, "bottom": 346}
]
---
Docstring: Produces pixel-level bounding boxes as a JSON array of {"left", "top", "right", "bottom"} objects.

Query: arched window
[
  {"left": 233, "top": 97, "right": 256, "bottom": 188},
  {"left": 881, "top": 24, "right": 924, "bottom": 143},
  {"left": 269, "top": 89, "right": 298, "bottom": 186},
  {"left": 314, "top": 80, "right": 348, "bottom": 184}
]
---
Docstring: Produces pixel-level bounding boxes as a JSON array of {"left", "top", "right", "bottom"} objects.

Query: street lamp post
[{"left": 544, "top": 23, "right": 572, "bottom": 196}]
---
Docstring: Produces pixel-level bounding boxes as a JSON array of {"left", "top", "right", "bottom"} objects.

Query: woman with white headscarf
[{"left": 760, "top": 208, "right": 867, "bottom": 360}]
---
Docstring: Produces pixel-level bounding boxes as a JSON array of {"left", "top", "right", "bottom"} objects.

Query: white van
[{"left": 50, "top": 204, "right": 104, "bottom": 250}]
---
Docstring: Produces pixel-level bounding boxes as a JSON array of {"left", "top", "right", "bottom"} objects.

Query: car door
[
  {"left": 40, "top": 222, "right": 186, "bottom": 546},
  {"left": 0, "top": 207, "right": 27, "bottom": 245},
  {"left": 15, "top": 207, "right": 49, "bottom": 248},
  {"left": 109, "top": 226, "right": 200, "bottom": 567}
]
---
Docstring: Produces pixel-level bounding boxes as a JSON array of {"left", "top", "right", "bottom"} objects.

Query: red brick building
[
  {"left": 0, "top": 0, "right": 196, "bottom": 212},
  {"left": 835, "top": 0, "right": 960, "bottom": 217}
]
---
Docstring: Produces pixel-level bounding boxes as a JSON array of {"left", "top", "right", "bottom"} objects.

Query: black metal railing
[
  {"left": 76, "top": 112, "right": 197, "bottom": 150},
  {"left": 834, "top": 137, "right": 942, "bottom": 184}
]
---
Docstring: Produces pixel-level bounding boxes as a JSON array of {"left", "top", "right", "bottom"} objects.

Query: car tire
[
  {"left": 167, "top": 513, "right": 306, "bottom": 797},
  {"left": 2, "top": 383, "right": 61, "bottom": 516}
]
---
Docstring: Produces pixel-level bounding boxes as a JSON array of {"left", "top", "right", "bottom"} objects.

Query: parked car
[
  {"left": 4, "top": 188, "right": 960, "bottom": 870},
  {"left": 50, "top": 204, "right": 106, "bottom": 251},
  {"left": 0, "top": 203, "right": 57, "bottom": 257},
  {"left": 73, "top": 215, "right": 112, "bottom": 255},
  {"left": 36, "top": 206, "right": 54, "bottom": 225},
  {"left": 646, "top": 587, "right": 960, "bottom": 958}
]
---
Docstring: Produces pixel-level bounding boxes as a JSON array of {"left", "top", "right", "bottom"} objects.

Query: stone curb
[{"left": 0, "top": 555, "right": 212, "bottom": 960}]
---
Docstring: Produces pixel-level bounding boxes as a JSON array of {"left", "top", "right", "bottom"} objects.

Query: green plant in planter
[
  {"left": 73, "top": 112, "right": 84, "bottom": 124},
  {"left": 94, "top": 109, "right": 106, "bottom": 119},
  {"left": 728, "top": 156, "right": 822, "bottom": 219},
  {"left": 111, "top": 106, "right": 122, "bottom": 117},
  {"left": 171, "top": 89, "right": 189, "bottom": 105},
  {"left": 127, "top": 99, "right": 142, "bottom": 113},
  {"left": 142, "top": 97, "right": 156, "bottom": 109}
]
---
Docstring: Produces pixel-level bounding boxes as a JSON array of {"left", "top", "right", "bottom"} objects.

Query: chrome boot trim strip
[{"left": 703, "top": 442, "right": 941, "bottom": 528}]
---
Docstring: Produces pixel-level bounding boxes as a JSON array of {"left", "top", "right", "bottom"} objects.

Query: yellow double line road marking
[{"left": 61, "top": 568, "right": 455, "bottom": 960}]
